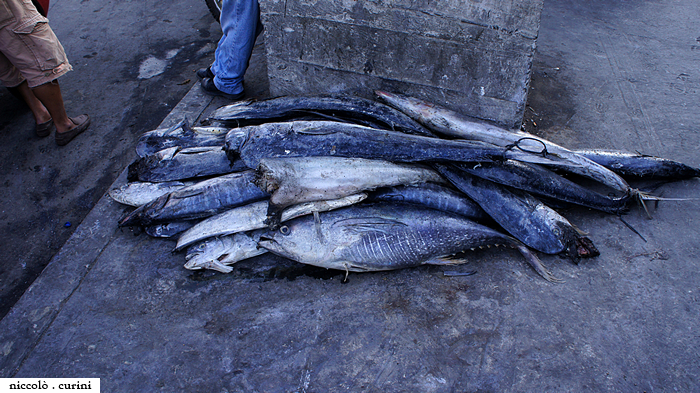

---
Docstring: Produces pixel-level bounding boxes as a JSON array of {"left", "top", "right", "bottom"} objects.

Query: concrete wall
[{"left": 259, "top": 0, "right": 543, "bottom": 128}]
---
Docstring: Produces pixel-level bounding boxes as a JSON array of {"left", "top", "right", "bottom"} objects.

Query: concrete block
[{"left": 259, "top": 0, "right": 543, "bottom": 128}]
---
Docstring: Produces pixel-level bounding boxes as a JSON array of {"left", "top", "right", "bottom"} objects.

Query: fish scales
[{"left": 338, "top": 215, "right": 506, "bottom": 270}]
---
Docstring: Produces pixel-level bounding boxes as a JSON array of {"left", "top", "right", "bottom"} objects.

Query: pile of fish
[{"left": 110, "top": 92, "right": 700, "bottom": 282}]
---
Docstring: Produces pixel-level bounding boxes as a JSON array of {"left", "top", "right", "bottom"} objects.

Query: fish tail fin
[
  {"left": 180, "top": 117, "right": 193, "bottom": 134},
  {"left": 631, "top": 189, "right": 653, "bottom": 219},
  {"left": 164, "top": 118, "right": 187, "bottom": 136},
  {"left": 118, "top": 209, "right": 142, "bottom": 227},
  {"left": 636, "top": 189, "right": 699, "bottom": 202},
  {"left": 515, "top": 244, "right": 563, "bottom": 283}
]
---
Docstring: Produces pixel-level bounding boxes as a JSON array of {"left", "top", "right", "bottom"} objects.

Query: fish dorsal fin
[
  {"left": 179, "top": 146, "right": 222, "bottom": 155},
  {"left": 333, "top": 216, "right": 408, "bottom": 235}
]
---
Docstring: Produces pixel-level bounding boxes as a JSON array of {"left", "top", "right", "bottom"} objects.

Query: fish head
[
  {"left": 375, "top": 91, "right": 434, "bottom": 121},
  {"left": 375, "top": 90, "right": 457, "bottom": 134},
  {"left": 258, "top": 216, "right": 329, "bottom": 265},
  {"left": 185, "top": 237, "right": 231, "bottom": 270}
]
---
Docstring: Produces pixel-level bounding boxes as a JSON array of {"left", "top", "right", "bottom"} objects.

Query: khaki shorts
[{"left": 0, "top": 16, "right": 72, "bottom": 88}]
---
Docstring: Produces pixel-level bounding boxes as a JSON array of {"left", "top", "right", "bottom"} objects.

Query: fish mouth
[
  {"left": 183, "top": 259, "right": 202, "bottom": 270},
  {"left": 225, "top": 149, "right": 241, "bottom": 166},
  {"left": 257, "top": 239, "right": 280, "bottom": 254},
  {"left": 257, "top": 233, "right": 277, "bottom": 250},
  {"left": 257, "top": 233, "right": 290, "bottom": 258}
]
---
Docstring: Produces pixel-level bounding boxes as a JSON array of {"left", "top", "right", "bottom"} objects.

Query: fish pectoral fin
[
  {"left": 343, "top": 224, "right": 395, "bottom": 235},
  {"left": 159, "top": 146, "right": 180, "bottom": 160},
  {"left": 293, "top": 125, "right": 340, "bottom": 136},
  {"left": 515, "top": 244, "right": 563, "bottom": 283},
  {"left": 425, "top": 255, "right": 469, "bottom": 265},
  {"left": 205, "top": 260, "right": 234, "bottom": 274},
  {"left": 183, "top": 256, "right": 233, "bottom": 273}
]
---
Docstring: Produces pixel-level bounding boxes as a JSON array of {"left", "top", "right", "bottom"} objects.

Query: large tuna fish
[{"left": 259, "top": 203, "right": 559, "bottom": 282}]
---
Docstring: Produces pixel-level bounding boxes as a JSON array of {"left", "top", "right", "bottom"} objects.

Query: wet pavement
[{"left": 1, "top": 0, "right": 699, "bottom": 391}]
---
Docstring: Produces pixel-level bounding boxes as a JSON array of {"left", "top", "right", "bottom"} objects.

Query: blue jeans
[{"left": 211, "top": 0, "right": 262, "bottom": 95}]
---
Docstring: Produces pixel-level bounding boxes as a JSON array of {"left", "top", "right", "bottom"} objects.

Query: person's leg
[
  {"left": 31, "top": 79, "right": 90, "bottom": 145},
  {"left": 9, "top": 80, "right": 52, "bottom": 125},
  {"left": 31, "top": 80, "right": 76, "bottom": 133},
  {"left": 1, "top": 9, "right": 88, "bottom": 144},
  {"left": 209, "top": 0, "right": 260, "bottom": 95},
  {"left": 0, "top": 50, "right": 52, "bottom": 132}
]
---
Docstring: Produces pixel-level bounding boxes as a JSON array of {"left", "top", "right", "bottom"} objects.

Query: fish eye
[{"left": 279, "top": 226, "right": 290, "bottom": 236}]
